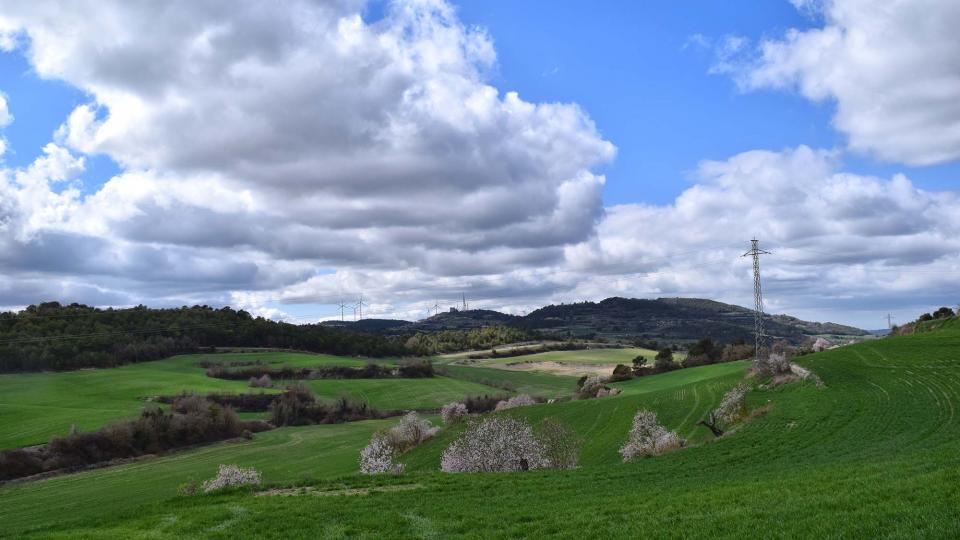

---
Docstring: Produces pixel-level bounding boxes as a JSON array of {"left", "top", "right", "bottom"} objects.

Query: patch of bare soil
[{"left": 494, "top": 361, "right": 617, "bottom": 377}]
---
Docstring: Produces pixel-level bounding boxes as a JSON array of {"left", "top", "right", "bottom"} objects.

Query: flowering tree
[
  {"left": 441, "top": 401, "right": 468, "bottom": 424},
  {"left": 388, "top": 412, "right": 440, "bottom": 452},
  {"left": 359, "top": 433, "right": 405, "bottom": 474},
  {"left": 201, "top": 464, "right": 262, "bottom": 492},
  {"left": 699, "top": 383, "right": 750, "bottom": 437},
  {"left": 359, "top": 412, "right": 438, "bottom": 474},
  {"left": 619, "top": 410, "right": 684, "bottom": 461},
  {"left": 441, "top": 417, "right": 551, "bottom": 473},
  {"left": 577, "top": 376, "right": 619, "bottom": 399},
  {"left": 494, "top": 394, "right": 537, "bottom": 411}
]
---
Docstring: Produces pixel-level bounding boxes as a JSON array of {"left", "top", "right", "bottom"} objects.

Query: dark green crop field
[{"left": 3, "top": 327, "right": 960, "bottom": 538}]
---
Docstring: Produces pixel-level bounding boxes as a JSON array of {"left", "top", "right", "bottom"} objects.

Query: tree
[
  {"left": 654, "top": 348, "right": 677, "bottom": 372},
  {"left": 688, "top": 338, "right": 720, "bottom": 362},
  {"left": 699, "top": 383, "right": 750, "bottom": 437},
  {"left": 932, "top": 307, "right": 955, "bottom": 319},
  {"left": 619, "top": 410, "right": 684, "bottom": 461},
  {"left": 631, "top": 355, "right": 648, "bottom": 375},
  {"left": 611, "top": 364, "right": 633, "bottom": 382}
]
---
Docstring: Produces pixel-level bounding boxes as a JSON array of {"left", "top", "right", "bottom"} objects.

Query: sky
[{"left": 0, "top": 0, "right": 958, "bottom": 329}]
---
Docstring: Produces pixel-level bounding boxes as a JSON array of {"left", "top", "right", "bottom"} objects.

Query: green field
[
  {"left": 0, "top": 352, "right": 491, "bottom": 450},
  {"left": 5, "top": 326, "right": 960, "bottom": 537},
  {"left": 438, "top": 364, "right": 578, "bottom": 397}
]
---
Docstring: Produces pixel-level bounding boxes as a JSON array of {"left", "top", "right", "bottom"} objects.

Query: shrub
[
  {"left": 576, "top": 376, "right": 616, "bottom": 399},
  {"left": 619, "top": 410, "right": 684, "bottom": 461},
  {"left": 494, "top": 394, "right": 537, "bottom": 411},
  {"left": 441, "top": 417, "right": 550, "bottom": 473},
  {"left": 387, "top": 412, "right": 440, "bottom": 452},
  {"left": 610, "top": 364, "right": 633, "bottom": 382},
  {"left": 359, "top": 433, "right": 405, "bottom": 475},
  {"left": 249, "top": 374, "right": 272, "bottom": 388},
  {"left": 722, "top": 343, "right": 755, "bottom": 362},
  {"left": 441, "top": 402, "right": 468, "bottom": 425},
  {"left": 754, "top": 352, "right": 791, "bottom": 376},
  {"left": 462, "top": 394, "right": 511, "bottom": 413},
  {"left": 201, "top": 464, "right": 262, "bottom": 492},
  {"left": 268, "top": 384, "right": 383, "bottom": 426}
]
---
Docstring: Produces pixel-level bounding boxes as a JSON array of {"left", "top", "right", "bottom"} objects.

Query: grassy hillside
[
  {"left": 20, "top": 324, "right": 960, "bottom": 538},
  {"left": 437, "top": 364, "right": 578, "bottom": 398},
  {"left": 0, "top": 352, "right": 492, "bottom": 450}
]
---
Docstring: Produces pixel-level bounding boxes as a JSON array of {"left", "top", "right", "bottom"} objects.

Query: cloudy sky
[{"left": 0, "top": 0, "right": 957, "bottom": 329}]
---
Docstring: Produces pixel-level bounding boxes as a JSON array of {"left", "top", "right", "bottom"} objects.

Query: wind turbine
[
  {"left": 355, "top": 294, "right": 367, "bottom": 320},
  {"left": 432, "top": 299, "right": 441, "bottom": 316}
]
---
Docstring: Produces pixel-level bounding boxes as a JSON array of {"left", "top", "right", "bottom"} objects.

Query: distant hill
[
  {"left": 519, "top": 297, "right": 868, "bottom": 344},
  {"left": 347, "top": 297, "right": 869, "bottom": 345}
]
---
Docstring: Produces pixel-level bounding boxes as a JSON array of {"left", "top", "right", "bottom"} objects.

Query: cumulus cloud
[
  {"left": 0, "top": 1, "right": 956, "bottom": 328},
  {"left": 721, "top": 0, "right": 960, "bottom": 166}
]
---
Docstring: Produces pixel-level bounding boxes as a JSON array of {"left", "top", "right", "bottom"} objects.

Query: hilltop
[{"left": 329, "top": 297, "right": 868, "bottom": 345}]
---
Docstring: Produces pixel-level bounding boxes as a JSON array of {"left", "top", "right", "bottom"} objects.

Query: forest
[{"left": 0, "top": 302, "right": 411, "bottom": 372}]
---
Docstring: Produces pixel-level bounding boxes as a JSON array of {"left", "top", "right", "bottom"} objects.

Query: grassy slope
[
  {"left": 34, "top": 326, "right": 960, "bottom": 538},
  {"left": 437, "top": 364, "right": 578, "bottom": 398},
  {"left": 0, "top": 361, "right": 745, "bottom": 537},
  {"left": 0, "top": 352, "right": 491, "bottom": 450}
]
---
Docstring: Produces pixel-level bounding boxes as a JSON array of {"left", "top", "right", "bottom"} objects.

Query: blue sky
[{"left": 0, "top": 0, "right": 958, "bottom": 328}]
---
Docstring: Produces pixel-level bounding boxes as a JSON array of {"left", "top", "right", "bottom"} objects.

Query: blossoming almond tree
[
  {"left": 441, "top": 416, "right": 551, "bottom": 473},
  {"left": 699, "top": 383, "right": 750, "bottom": 437},
  {"left": 201, "top": 464, "right": 262, "bottom": 492},
  {"left": 441, "top": 401, "right": 468, "bottom": 424},
  {"left": 359, "top": 433, "right": 405, "bottom": 474},
  {"left": 619, "top": 410, "right": 684, "bottom": 461}
]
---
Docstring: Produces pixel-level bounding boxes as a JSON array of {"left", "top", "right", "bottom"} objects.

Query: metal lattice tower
[{"left": 742, "top": 239, "right": 771, "bottom": 361}]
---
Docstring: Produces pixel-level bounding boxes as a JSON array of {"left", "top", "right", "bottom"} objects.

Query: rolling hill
[
  {"left": 330, "top": 297, "right": 869, "bottom": 345},
  {"left": 4, "top": 320, "right": 959, "bottom": 537}
]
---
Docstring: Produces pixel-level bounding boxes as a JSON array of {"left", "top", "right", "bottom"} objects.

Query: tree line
[{"left": 0, "top": 302, "right": 411, "bottom": 372}]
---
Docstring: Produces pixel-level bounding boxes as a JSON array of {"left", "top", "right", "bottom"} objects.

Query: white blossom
[
  {"left": 388, "top": 412, "right": 440, "bottom": 452},
  {"left": 441, "top": 417, "right": 550, "bottom": 473},
  {"left": 441, "top": 401, "right": 469, "bottom": 425},
  {"left": 359, "top": 433, "right": 405, "bottom": 475},
  {"left": 619, "top": 410, "right": 684, "bottom": 461},
  {"left": 201, "top": 464, "right": 262, "bottom": 492},
  {"left": 494, "top": 394, "right": 537, "bottom": 411}
]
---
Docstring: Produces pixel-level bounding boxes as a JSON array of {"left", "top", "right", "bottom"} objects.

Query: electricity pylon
[{"left": 742, "top": 239, "right": 771, "bottom": 362}]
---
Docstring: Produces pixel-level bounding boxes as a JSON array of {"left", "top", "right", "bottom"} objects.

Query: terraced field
[{"left": 19, "top": 323, "right": 958, "bottom": 538}]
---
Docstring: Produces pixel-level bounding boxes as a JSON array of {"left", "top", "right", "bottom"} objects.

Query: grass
[
  {"left": 8, "top": 327, "right": 960, "bottom": 537},
  {"left": 437, "top": 364, "right": 578, "bottom": 398},
  {"left": 0, "top": 419, "right": 397, "bottom": 536},
  {"left": 0, "top": 352, "right": 487, "bottom": 449}
]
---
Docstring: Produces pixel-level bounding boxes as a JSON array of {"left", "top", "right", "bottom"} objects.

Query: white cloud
[
  {"left": 0, "top": 93, "right": 11, "bottom": 128},
  {"left": 723, "top": 0, "right": 960, "bottom": 166},
  {"left": 0, "top": 1, "right": 956, "bottom": 328}
]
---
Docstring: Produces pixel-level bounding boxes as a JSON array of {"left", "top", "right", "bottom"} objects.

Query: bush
[
  {"left": 441, "top": 417, "right": 550, "bottom": 473},
  {"left": 462, "top": 394, "right": 511, "bottom": 414},
  {"left": 201, "top": 464, "right": 262, "bottom": 492},
  {"left": 268, "top": 384, "right": 384, "bottom": 426},
  {"left": 576, "top": 376, "right": 617, "bottom": 399},
  {"left": 494, "top": 394, "right": 537, "bottom": 411},
  {"left": 619, "top": 410, "right": 684, "bottom": 461},
  {"left": 722, "top": 343, "right": 755, "bottom": 362},
  {"left": 610, "top": 364, "right": 633, "bottom": 382},
  {"left": 359, "top": 433, "right": 405, "bottom": 475},
  {"left": 441, "top": 402, "right": 468, "bottom": 425},
  {"left": 249, "top": 374, "right": 272, "bottom": 388},
  {"left": 754, "top": 352, "right": 791, "bottom": 377}
]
